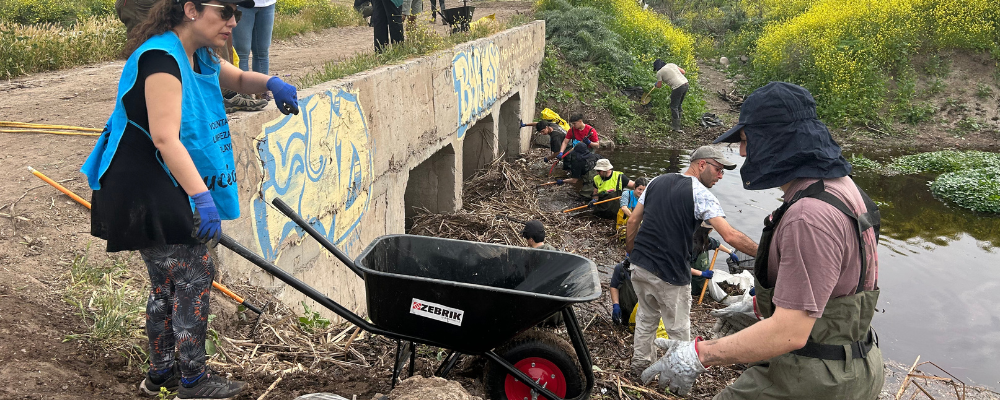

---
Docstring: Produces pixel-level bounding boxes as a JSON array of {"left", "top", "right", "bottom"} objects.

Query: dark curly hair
[{"left": 123, "top": 0, "right": 208, "bottom": 57}]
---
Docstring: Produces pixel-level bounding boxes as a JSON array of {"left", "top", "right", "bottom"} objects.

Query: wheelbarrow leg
[
  {"left": 392, "top": 340, "right": 416, "bottom": 388},
  {"left": 434, "top": 350, "right": 462, "bottom": 378}
]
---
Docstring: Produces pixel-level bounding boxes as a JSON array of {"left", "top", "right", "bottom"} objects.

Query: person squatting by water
[
  {"left": 641, "top": 82, "right": 883, "bottom": 400},
  {"left": 81, "top": 0, "right": 300, "bottom": 397},
  {"left": 624, "top": 145, "right": 759, "bottom": 375}
]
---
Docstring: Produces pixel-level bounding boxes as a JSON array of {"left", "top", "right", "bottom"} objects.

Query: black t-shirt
[
  {"left": 541, "top": 122, "right": 566, "bottom": 152},
  {"left": 91, "top": 51, "right": 203, "bottom": 252},
  {"left": 630, "top": 173, "right": 699, "bottom": 285},
  {"left": 569, "top": 152, "right": 599, "bottom": 179}
]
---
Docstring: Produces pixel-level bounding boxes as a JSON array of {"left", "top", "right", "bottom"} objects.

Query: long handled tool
[
  {"left": 536, "top": 181, "right": 558, "bottom": 187},
  {"left": 561, "top": 196, "right": 621, "bottom": 213},
  {"left": 641, "top": 86, "right": 657, "bottom": 105},
  {"left": 697, "top": 248, "right": 721, "bottom": 304},
  {"left": 27, "top": 166, "right": 263, "bottom": 315},
  {"left": 548, "top": 158, "right": 560, "bottom": 177}
]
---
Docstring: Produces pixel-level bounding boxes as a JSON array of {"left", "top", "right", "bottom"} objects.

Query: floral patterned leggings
[{"left": 139, "top": 244, "right": 215, "bottom": 380}]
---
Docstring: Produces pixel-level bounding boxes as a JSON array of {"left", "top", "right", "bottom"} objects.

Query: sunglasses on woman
[{"left": 203, "top": 3, "right": 242, "bottom": 23}]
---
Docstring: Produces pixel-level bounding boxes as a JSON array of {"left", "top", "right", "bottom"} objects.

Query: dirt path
[{"left": 0, "top": 3, "right": 531, "bottom": 398}]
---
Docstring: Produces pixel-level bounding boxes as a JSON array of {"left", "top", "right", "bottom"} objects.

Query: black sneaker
[
  {"left": 176, "top": 369, "right": 246, "bottom": 399},
  {"left": 139, "top": 365, "right": 180, "bottom": 396},
  {"left": 224, "top": 93, "right": 268, "bottom": 113}
]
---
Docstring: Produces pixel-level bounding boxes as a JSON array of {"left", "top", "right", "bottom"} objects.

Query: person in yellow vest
[
  {"left": 589, "top": 159, "right": 635, "bottom": 219},
  {"left": 617, "top": 177, "right": 648, "bottom": 239}
]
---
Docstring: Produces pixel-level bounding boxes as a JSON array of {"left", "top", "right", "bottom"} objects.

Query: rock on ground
[{"left": 389, "top": 376, "right": 482, "bottom": 400}]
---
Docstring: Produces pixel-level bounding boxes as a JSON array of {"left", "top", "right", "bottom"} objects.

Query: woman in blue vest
[{"left": 81, "top": 0, "right": 299, "bottom": 397}]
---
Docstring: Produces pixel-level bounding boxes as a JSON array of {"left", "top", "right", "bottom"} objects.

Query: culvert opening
[
  {"left": 404, "top": 144, "right": 457, "bottom": 232},
  {"left": 462, "top": 115, "right": 495, "bottom": 181},
  {"left": 498, "top": 93, "right": 521, "bottom": 160}
]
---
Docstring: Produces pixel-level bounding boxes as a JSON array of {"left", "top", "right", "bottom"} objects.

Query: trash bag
[
  {"left": 541, "top": 108, "right": 571, "bottom": 132},
  {"left": 700, "top": 112, "right": 724, "bottom": 128},
  {"left": 705, "top": 270, "right": 754, "bottom": 305}
]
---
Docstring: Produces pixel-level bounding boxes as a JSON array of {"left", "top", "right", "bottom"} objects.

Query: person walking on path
[
  {"left": 429, "top": 0, "right": 446, "bottom": 24},
  {"left": 81, "top": 1, "right": 300, "bottom": 397},
  {"left": 640, "top": 82, "right": 883, "bottom": 400},
  {"left": 372, "top": 0, "right": 404, "bottom": 52},
  {"left": 624, "top": 146, "right": 758, "bottom": 375},
  {"left": 653, "top": 59, "right": 689, "bottom": 132}
]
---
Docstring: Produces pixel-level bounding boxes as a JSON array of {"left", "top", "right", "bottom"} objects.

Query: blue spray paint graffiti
[
  {"left": 251, "top": 89, "right": 374, "bottom": 261},
  {"left": 453, "top": 42, "right": 500, "bottom": 139}
]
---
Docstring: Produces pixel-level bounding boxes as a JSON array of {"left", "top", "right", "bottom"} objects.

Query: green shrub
[
  {"left": 273, "top": 0, "right": 364, "bottom": 41},
  {"left": 930, "top": 167, "right": 1000, "bottom": 214},
  {"left": 538, "top": 5, "right": 636, "bottom": 87},
  {"left": 889, "top": 150, "right": 1000, "bottom": 174},
  {"left": 0, "top": 0, "right": 115, "bottom": 25},
  {"left": 848, "top": 154, "right": 881, "bottom": 171},
  {"left": 0, "top": 15, "right": 124, "bottom": 78}
]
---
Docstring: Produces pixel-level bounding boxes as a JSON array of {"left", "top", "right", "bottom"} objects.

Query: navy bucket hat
[{"left": 714, "top": 82, "right": 851, "bottom": 190}]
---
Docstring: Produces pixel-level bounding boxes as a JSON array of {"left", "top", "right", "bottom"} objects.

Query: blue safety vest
[{"left": 81, "top": 31, "right": 239, "bottom": 220}]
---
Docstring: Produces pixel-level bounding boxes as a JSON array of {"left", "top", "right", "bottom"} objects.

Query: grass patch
[
  {"left": 300, "top": 16, "right": 525, "bottom": 87},
  {"left": 63, "top": 247, "right": 148, "bottom": 370},
  {"left": 0, "top": 15, "right": 124, "bottom": 78},
  {"left": 272, "top": 0, "right": 365, "bottom": 41},
  {"left": 0, "top": 0, "right": 114, "bottom": 25}
]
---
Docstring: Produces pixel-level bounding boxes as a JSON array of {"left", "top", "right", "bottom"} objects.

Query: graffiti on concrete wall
[
  {"left": 453, "top": 42, "right": 500, "bottom": 139},
  {"left": 251, "top": 89, "right": 375, "bottom": 261}
]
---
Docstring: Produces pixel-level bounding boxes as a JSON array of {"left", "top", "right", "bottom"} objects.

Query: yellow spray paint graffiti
[
  {"left": 453, "top": 42, "right": 500, "bottom": 139},
  {"left": 251, "top": 89, "right": 374, "bottom": 261}
]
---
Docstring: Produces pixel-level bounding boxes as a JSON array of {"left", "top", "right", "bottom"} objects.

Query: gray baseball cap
[{"left": 690, "top": 146, "right": 736, "bottom": 170}]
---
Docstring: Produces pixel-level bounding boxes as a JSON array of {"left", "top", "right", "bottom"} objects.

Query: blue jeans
[{"left": 233, "top": 4, "right": 275, "bottom": 74}]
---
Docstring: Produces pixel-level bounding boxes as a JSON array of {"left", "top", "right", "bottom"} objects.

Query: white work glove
[
  {"left": 640, "top": 338, "right": 708, "bottom": 396},
  {"left": 710, "top": 297, "right": 760, "bottom": 337}
]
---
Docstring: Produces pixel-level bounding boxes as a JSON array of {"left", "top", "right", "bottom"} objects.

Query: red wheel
[
  {"left": 504, "top": 357, "right": 568, "bottom": 399},
  {"left": 484, "top": 330, "right": 585, "bottom": 400}
]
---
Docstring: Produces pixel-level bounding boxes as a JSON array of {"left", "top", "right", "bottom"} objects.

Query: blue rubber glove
[
  {"left": 701, "top": 270, "right": 714, "bottom": 280},
  {"left": 749, "top": 287, "right": 755, "bottom": 296},
  {"left": 729, "top": 252, "right": 740, "bottom": 264},
  {"left": 191, "top": 191, "right": 222, "bottom": 247},
  {"left": 520, "top": 121, "right": 527, "bottom": 128},
  {"left": 555, "top": 179, "right": 564, "bottom": 186},
  {"left": 583, "top": 137, "right": 592, "bottom": 146},
  {"left": 266, "top": 76, "right": 299, "bottom": 115},
  {"left": 612, "top": 304, "right": 622, "bottom": 325},
  {"left": 543, "top": 157, "right": 550, "bottom": 163},
  {"left": 587, "top": 199, "right": 597, "bottom": 208}
]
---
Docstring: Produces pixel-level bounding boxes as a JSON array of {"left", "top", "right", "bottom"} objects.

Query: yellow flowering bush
[{"left": 747, "top": 0, "right": 999, "bottom": 124}]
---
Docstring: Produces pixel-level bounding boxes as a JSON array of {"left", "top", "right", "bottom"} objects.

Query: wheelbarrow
[
  {"left": 438, "top": 5, "right": 475, "bottom": 33},
  {"left": 219, "top": 198, "right": 601, "bottom": 400}
]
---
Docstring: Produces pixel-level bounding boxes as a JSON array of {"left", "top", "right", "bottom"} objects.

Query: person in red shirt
[{"left": 556, "top": 113, "right": 599, "bottom": 158}]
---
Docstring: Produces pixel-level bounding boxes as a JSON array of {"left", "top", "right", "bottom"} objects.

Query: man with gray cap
[
  {"left": 639, "top": 82, "right": 882, "bottom": 400},
  {"left": 625, "top": 145, "right": 759, "bottom": 375}
]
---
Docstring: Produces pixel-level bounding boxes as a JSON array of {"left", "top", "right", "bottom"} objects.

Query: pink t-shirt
[{"left": 767, "top": 177, "right": 879, "bottom": 318}]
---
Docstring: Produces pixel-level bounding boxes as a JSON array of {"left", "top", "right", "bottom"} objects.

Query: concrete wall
[{"left": 221, "top": 22, "right": 545, "bottom": 318}]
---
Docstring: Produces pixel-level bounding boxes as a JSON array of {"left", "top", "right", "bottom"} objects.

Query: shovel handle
[
  {"left": 212, "top": 281, "right": 262, "bottom": 314},
  {"left": 562, "top": 196, "right": 621, "bottom": 213},
  {"left": 271, "top": 198, "right": 365, "bottom": 278},
  {"left": 698, "top": 248, "right": 720, "bottom": 305}
]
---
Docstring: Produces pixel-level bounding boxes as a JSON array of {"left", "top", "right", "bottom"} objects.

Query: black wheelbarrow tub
[{"left": 355, "top": 234, "right": 600, "bottom": 354}]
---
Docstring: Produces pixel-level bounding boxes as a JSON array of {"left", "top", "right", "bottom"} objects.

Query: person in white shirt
[{"left": 654, "top": 59, "right": 689, "bottom": 132}]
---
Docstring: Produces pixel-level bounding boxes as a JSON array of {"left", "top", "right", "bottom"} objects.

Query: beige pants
[{"left": 631, "top": 265, "right": 691, "bottom": 370}]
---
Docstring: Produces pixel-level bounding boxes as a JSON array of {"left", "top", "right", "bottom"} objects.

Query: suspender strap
[{"left": 790, "top": 329, "right": 875, "bottom": 360}]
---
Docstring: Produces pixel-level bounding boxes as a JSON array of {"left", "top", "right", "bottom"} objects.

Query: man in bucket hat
[
  {"left": 625, "top": 146, "right": 759, "bottom": 376},
  {"left": 639, "top": 82, "right": 883, "bottom": 400}
]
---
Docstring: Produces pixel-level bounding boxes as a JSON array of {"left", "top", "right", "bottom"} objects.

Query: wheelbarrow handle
[{"left": 271, "top": 198, "right": 365, "bottom": 279}]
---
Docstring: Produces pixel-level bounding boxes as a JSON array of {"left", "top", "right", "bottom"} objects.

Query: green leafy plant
[
  {"left": 297, "top": 301, "right": 331, "bottom": 333},
  {"left": 848, "top": 154, "right": 881, "bottom": 171},
  {"left": 930, "top": 167, "right": 1000, "bottom": 214},
  {"left": 156, "top": 386, "right": 177, "bottom": 400},
  {"left": 889, "top": 150, "right": 1000, "bottom": 174},
  {"left": 975, "top": 82, "right": 994, "bottom": 99}
]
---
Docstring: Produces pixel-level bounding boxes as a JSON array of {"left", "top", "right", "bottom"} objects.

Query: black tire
[{"left": 484, "top": 329, "right": 586, "bottom": 400}]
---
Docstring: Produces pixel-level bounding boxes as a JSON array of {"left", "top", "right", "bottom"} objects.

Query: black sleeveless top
[{"left": 630, "top": 173, "right": 699, "bottom": 285}]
